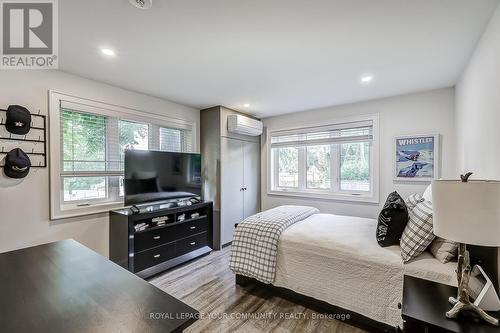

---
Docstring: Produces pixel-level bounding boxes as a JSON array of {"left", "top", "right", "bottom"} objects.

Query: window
[
  {"left": 278, "top": 147, "right": 299, "bottom": 187},
  {"left": 307, "top": 145, "right": 331, "bottom": 189},
  {"left": 340, "top": 141, "right": 370, "bottom": 191},
  {"left": 269, "top": 116, "right": 379, "bottom": 202},
  {"left": 50, "top": 92, "right": 196, "bottom": 219},
  {"left": 61, "top": 110, "right": 110, "bottom": 203}
]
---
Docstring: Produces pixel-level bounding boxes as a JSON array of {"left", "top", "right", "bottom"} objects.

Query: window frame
[
  {"left": 267, "top": 114, "right": 379, "bottom": 203},
  {"left": 49, "top": 91, "right": 197, "bottom": 220}
]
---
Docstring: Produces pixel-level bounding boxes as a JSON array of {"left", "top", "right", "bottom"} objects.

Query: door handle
[
  {"left": 190, "top": 226, "right": 196, "bottom": 230},
  {"left": 153, "top": 254, "right": 161, "bottom": 258},
  {"left": 153, "top": 236, "right": 161, "bottom": 240},
  {"left": 190, "top": 242, "right": 196, "bottom": 246}
]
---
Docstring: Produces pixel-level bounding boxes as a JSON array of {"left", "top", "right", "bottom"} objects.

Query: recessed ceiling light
[
  {"left": 101, "top": 48, "right": 116, "bottom": 57},
  {"left": 129, "top": 0, "right": 152, "bottom": 10},
  {"left": 243, "top": 103, "right": 250, "bottom": 108},
  {"left": 360, "top": 75, "right": 374, "bottom": 84}
]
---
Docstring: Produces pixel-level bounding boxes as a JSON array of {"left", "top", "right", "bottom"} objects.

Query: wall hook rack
[{"left": 0, "top": 109, "right": 47, "bottom": 168}]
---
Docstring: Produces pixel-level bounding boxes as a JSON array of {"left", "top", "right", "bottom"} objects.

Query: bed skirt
[{"left": 235, "top": 274, "right": 401, "bottom": 333}]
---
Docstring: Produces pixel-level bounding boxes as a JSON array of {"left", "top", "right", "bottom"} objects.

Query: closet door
[
  {"left": 243, "top": 141, "right": 260, "bottom": 219},
  {"left": 220, "top": 137, "right": 244, "bottom": 245}
]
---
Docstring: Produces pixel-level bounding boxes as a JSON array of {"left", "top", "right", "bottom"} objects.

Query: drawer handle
[
  {"left": 153, "top": 236, "right": 161, "bottom": 240},
  {"left": 189, "top": 226, "right": 196, "bottom": 230},
  {"left": 153, "top": 254, "right": 161, "bottom": 258},
  {"left": 190, "top": 242, "right": 196, "bottom": 246}
]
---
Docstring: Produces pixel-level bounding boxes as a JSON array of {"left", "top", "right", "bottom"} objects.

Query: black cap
[
  {"left": 4, "top": 148, "right": 31, "bottom": 178},
  {"left": 6, "top": 105, "right": 31, "bottom": 135}
]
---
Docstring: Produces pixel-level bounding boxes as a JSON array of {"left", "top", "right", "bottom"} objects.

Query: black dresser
[{"left": 110, "top": 200, "right": 213, "bottom": 278}]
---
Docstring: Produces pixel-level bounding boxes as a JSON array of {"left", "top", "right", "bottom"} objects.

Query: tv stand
[{"left": 109, "top": 201, "right": 213, "bottom": 278}]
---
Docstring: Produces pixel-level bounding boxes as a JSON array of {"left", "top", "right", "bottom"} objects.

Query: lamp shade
[{"left": 432, "top": 180, "right": 500, "bottom": 246}]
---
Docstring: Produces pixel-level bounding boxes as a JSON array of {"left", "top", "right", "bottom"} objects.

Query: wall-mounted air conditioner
[{"left": 227, "top": 114, "right": 263, "bottom": 136}]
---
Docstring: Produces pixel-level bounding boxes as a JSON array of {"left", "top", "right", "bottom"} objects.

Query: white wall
[
  {"left": 0, "top": 70, "right": 199, "bottom": 256},
  {"left": 261, "top": 88, "right": 456, "bottom": 218},
  {"left": 456, "top": 3, "right": 500, "bottom": 179}
]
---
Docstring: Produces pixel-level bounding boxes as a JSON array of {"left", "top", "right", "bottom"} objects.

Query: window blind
[
  {"left": 60, "top": 108, "right": 122, "bottom": 176},
  {"left": 270, "top": 121, "right": 373, "bottom": 148},
  {"left": 60, "top": 107, "right": 192, "bottom": 178},
  {"left": 160, "top": 127, "right": 193, "bottom": 153}
]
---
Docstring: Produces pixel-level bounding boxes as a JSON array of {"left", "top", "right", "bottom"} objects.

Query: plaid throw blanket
[{"left": 229, "top": 205, "right": 319, "bottom": 284}]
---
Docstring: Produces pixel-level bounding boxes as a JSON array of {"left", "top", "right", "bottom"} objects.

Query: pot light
[
  {"left": 360, "top": 75, "right": 374, "bottom": 84},
  {"left": 101, "top": 48, "right": 116, "bottom": 57},
  {"left": 243, "top": 103, "right": 250, "bottom": 108},
  {"left": 129, "top": 0, "right": 152, "bottom": 10}
]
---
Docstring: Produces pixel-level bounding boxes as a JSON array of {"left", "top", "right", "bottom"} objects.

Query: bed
[{"left": 235, "top": 213, "right": 457, "bottom": 332}]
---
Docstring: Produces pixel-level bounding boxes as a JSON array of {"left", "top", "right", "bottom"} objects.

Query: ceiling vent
[
  {"left": 129, "top": 0, "right": 152, "bottom": 10},
  {"left": 228, "top": 114, "right": 263, "bottom": 136}
]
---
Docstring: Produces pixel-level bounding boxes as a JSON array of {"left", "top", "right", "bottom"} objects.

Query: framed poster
[{"left": 394, "top": 134, "right": 439, "bottom": 182}]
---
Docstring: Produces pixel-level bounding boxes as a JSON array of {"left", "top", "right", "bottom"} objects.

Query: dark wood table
[
  {"left": 402, "top": 275, "right": 500, "bottom": 333},
  {"left": 0, "top": 239, "right": 198, "bottom": 333}
]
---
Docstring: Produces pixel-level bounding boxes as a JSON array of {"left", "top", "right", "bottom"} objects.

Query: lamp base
[
  {"left": 447, "top": 296, "right": 499, "bottom": 326},
  {"left": 447, "top": 243, "right": 499, "bottom": 326}
]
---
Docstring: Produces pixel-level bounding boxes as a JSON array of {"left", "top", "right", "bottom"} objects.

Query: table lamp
[{"left": 433, "top": 173, "right": 500, "bottom": 326}]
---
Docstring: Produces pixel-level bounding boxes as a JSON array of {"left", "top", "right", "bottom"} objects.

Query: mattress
[{"left": 273, "top": 213, "right": 456, "bottom": 328}]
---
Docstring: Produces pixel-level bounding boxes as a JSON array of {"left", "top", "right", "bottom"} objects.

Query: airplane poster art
[{"left": 394, "top": 134, "right": 439, "bottom": 182}]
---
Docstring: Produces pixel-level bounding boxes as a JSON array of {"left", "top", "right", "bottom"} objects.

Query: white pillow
[{"left": 423, "top": 184, "right": 432, "bottom": 203}]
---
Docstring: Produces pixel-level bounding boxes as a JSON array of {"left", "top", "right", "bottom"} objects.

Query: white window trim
[
  {"left": 266, "top": 114, "right": 380, "bottom": 204},
  {"left": 49, "top": 90, "right": 197, "bottom": 220}
]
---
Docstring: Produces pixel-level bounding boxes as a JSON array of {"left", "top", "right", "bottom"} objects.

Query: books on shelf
[
  {"left": 134, "top": 222, "right": 148, "bottom": 232},
  {"left": 152, "top": 216, "right": 169, "bottom": 223}
]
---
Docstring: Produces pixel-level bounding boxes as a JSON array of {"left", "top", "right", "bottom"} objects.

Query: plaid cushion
[
  {"left": 400, "top": 200, "right": 435, "bottom": 262},
  {"left": 405, "top": 193, "right": 424, "bottom": 211}
]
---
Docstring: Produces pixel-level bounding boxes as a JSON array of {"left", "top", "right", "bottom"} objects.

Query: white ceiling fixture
[
  {"left": 100, "top": 48, "right": 116, "bottom": 57},
  {"left": 129, "top": 0, "right": 152, "bottom": 10},
  {"left": 360, "top": 75, "right": 374, "bottom": 85},
  {"left": 243, "top": 103, "right": 250, "bottom": 108},
  {"left": 58, "top": 0, "right": 500, "bottom": 117}
]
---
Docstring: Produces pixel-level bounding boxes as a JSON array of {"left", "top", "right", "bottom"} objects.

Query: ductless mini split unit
[{"left": 227, "top": 114, "right": 263, "bottom": 136}]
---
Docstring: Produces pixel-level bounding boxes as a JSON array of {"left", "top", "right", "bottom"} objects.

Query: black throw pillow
[{"left": 376, "top": 191, "right": 409, "bottom": 247}]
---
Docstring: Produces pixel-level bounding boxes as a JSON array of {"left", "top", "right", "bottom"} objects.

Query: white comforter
[{"left": 273, "top": 214, "right": 456, "bottom": 328}]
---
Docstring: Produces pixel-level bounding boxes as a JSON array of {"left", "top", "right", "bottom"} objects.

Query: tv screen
[{"left": 124, "top": 150, "right": 201, "bottom": 205}]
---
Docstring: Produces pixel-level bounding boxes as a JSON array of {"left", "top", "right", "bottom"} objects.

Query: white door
[
  {"left": 243, "top": 141, "right": 260, "bottom": 219},
  {"left": 220, "top": 137, "right": 244, "bottom": 245}
]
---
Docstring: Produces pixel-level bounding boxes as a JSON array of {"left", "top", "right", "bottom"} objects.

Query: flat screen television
[{"left": 124, "top": 150, "right": 202, "bottom": 205}]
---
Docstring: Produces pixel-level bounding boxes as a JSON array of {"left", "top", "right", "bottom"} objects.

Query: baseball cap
[
  {"left": 4, "top": 148, "right": 31, "bottom": 178},
  {"left": 6, "top": 105, "right": 31, "bottom": 135}
]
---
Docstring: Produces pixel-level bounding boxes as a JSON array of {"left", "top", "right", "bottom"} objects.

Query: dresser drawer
[
  {"left": 176, "top": 217, "right": 209, "bottom": 238},
  {"left": 134, "top": 217, "right": 209, "bottom": 253},
  {"left": 176, "top": 232, "right": 208, "bottom": 256},
  {"left": 133, "top": 242, "right": 176, "bottom": 273},
  {"left": 134, "top": 227, "right": 177, "bottom": 252}
]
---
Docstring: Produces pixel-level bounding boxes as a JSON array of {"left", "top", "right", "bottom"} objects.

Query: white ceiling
[{"left": 59, "top": 0, "right": 499, "bottom": 117}]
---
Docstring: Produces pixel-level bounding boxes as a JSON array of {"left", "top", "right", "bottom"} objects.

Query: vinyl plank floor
[{"left": 148, "top": 246, "right": 368, "bottom": 333}]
